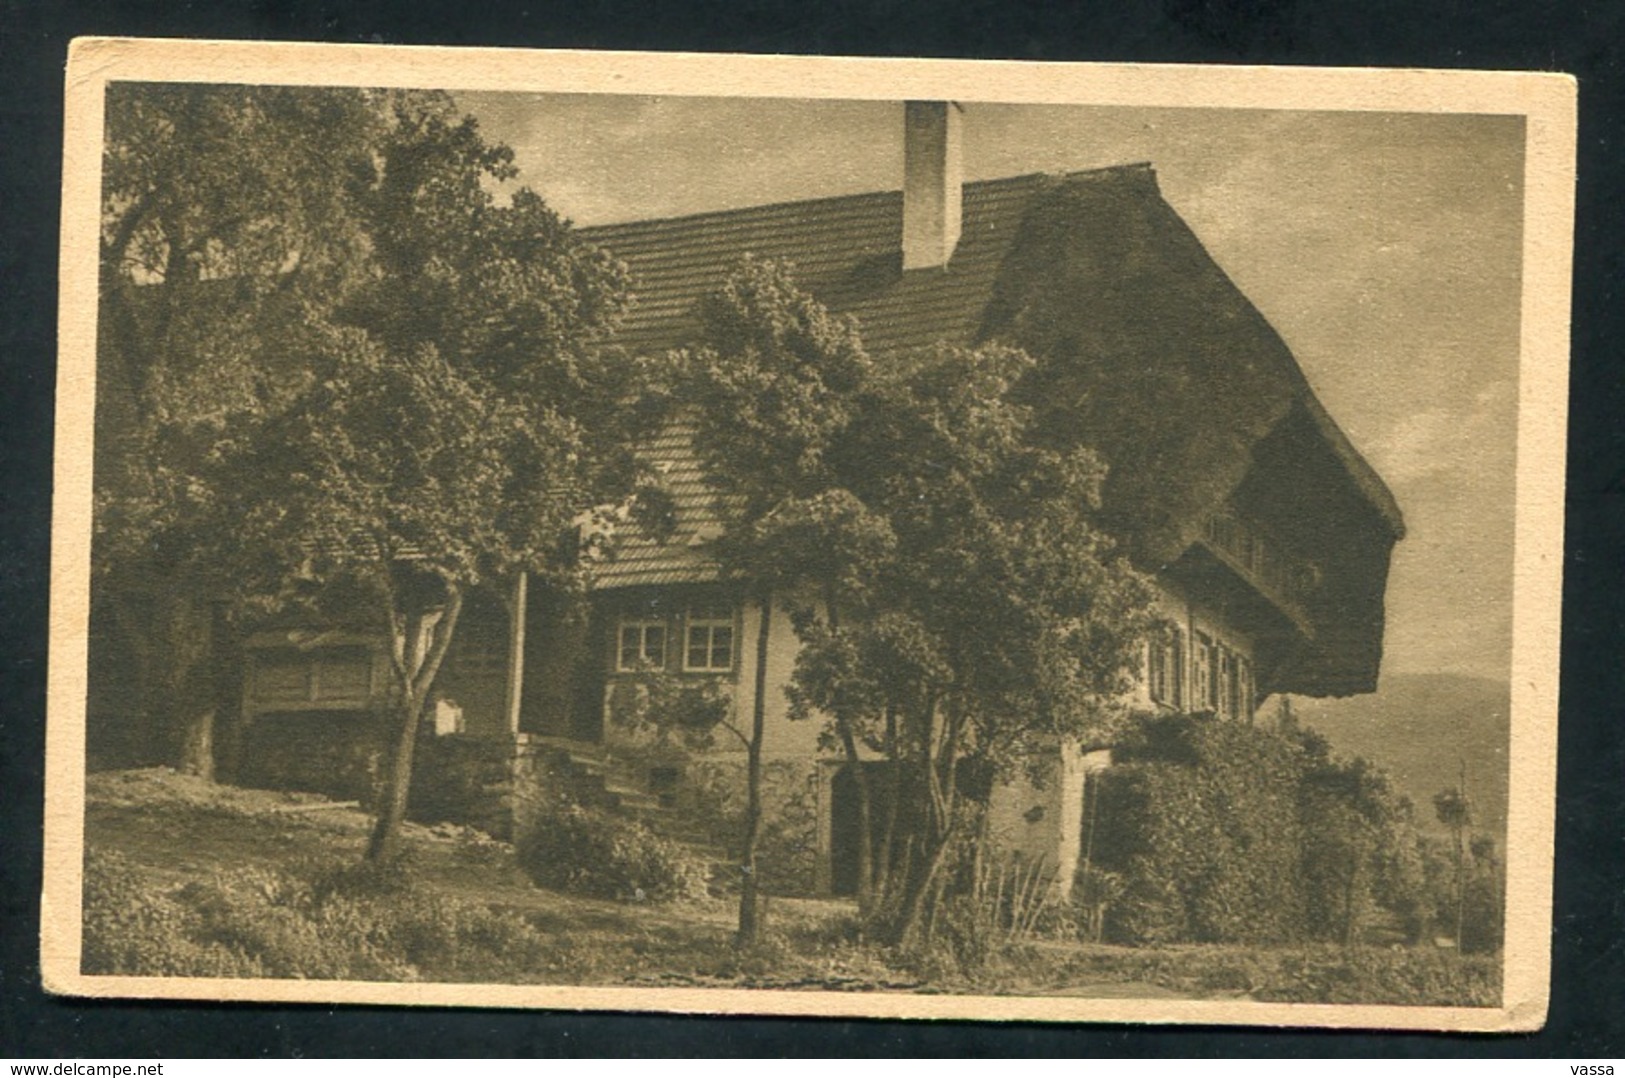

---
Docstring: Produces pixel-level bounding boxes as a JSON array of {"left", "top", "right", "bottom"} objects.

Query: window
[
  {"left": 684, "top": 607, "right": 735, "bottom": 672},
  {"left": 1192, "top": 633, "right": 1215, "bottom": 712},
  {"left": 617, "top": 618, "right": 666, "bottom": 671},
  {"left": 1148, "top": 629, "right": 1184, "bottom": 709},
  {"left": 250, "top": 646, "right": 373, "bottom": 707},
  {"left": 318, "top": 649, "right": 373, "bottom": 701},
  {"left": 254, "top": 650, "right": 312, "bottom": 702},
  {"left": 1218, "top": 646, "right": 1238, "bottom": 720}
]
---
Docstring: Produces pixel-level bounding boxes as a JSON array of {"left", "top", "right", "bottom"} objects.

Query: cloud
[{"left": 1369, "top": 377, "right": 1517, "bottom": 485}]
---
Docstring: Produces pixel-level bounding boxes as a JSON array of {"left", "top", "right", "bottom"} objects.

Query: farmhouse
[{"left": 224, "top": 102, "right": 1403, "bottom": 893}]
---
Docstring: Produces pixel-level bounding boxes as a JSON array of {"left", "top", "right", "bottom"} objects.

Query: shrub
[
  {"left": 754, "top": 761, "right": 821, "bottom": 895},
  {"left": 82, "top": 847, "right": 568, "bottom": 982},
  {"left": 1095, "top": 714, "right": 1309, "bottom": 944},
  {"left": 517, "top": 800, "right": 708, "bottom": 903},
  {"left": 1091, "top": 714, "right": 1441, "bottom": 949},
  {"left": 1457, "top": 835, "right": 1505, "bottom": 954},
  {"left": 1297, "top": 734, "right": 1431, "bottom": 946},
  {"left": 82, "top": 849, "right": 265, "bottom": 977}
]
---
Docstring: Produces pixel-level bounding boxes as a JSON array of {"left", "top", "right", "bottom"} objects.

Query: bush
[
  {"left": 517, "top": 801, "right": 709, "bottom": 903},
  {"left": 1091, "top": 714, "right": 1438, "bottom": 948},
  {"left": 1095, "top": 715, "right": 1309, "bottom": 944},
  {"left": 82, "top": 849, "right": 266, "bottom": 977},
  {"left": 82, "top": 847, "right": 564, "bottom": 982},
  {"left": 611, "top": 753, "right": 820, "bottom": 896}
]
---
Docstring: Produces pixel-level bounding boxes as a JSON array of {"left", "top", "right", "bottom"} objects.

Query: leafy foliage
[
  {"left": 653, "top": 259, "right": 1157, "bottom": 944},
  {"left": 85, "top": 767, "right": 1499, "bottom": 1003},
  {"left": 657, "top": 257, "right": 884, "bottom": 943},
  {"left": 516, "top": 799, "right": 709, "bottom": 903},
  {"left": 82, "top": 847, "right": 562, "bottom": 981},
  {"left": 1095, "top": 714, "right": 1434, "bottom": 947},
  {"left": 1099, "top": 714, "right": 1309, "bottom": 944},
  {"left": 95, "top": 84, "right": 634, "bottom": 858}
]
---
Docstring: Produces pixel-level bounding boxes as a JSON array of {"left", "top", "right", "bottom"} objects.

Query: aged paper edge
[{"left": 44, "top": 36, "right": 1577, "bottom": 1031}]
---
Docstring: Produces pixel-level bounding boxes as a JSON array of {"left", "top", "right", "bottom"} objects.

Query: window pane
[
  {"left": 317, "top": 649, "right": 372, "bottom": 701},
  {"left": 620, "top": 625, "right": 640, "bottom": 668},
  {"left": 711, "top": 626, "right": 733, "bottom": 669},
  {"left": 1172, "top": 636, "right": 1184, "bottom": 708},
  {"left": 687, "top": 626, "right": 710, "bottom": 669},
  {"left": 254, "top": 651, "right": 310, "bottom": 701}
]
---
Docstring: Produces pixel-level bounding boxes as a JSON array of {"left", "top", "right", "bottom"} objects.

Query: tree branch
[
  {"left": 718, "top": 715, "right": 753, "bottom": 751},
  {"left": 101, "top": 186, "right": 158, "bottom": 273},
  {"left": 410, "top": 583, "right": 463, "bottom": 703},
  {"left": 378, "top": 569, "right": 409, "bottom": 685}
]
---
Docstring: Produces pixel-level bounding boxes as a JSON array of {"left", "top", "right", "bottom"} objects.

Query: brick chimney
[{"left": 902, "top": 101, "right": 963, "bottom": 271}]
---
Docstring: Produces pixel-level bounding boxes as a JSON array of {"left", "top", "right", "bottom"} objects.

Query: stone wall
[{"left": 409, "top": 733, "right": 519, "bottom": 838}]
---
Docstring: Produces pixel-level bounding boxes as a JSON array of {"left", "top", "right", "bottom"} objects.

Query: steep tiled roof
[
  {"left": 576, "top": 166, "right": 1404, "bottom": 697},
  {"left": 584, "top": 415, "right": 737, "bottom": 588},
  {"left": 581, "top": 170, "right": 1074, "bottom": 358},
  {"left": 579, "top": 170, "right": 1087, "bottom": 591}
]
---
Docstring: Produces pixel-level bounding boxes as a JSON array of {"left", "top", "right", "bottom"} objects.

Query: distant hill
[{"left": 1286, "top": 672, "right": 1510, "bottom": 839}]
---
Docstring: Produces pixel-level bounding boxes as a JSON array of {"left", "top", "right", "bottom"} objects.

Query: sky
[{"left": 459, "top": 92, "right": 1526, "bottom": 684}]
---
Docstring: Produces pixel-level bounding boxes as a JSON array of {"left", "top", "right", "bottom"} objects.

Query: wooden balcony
[{"left": 1197, "top": 511, "right": 1318, "bottom": 634}]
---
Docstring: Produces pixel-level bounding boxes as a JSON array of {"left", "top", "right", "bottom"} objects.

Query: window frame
[
  {"left": 1237, "top": 655, "right": 1255, "bottom": 723},
  {"left": 1148, "top": 629, "right": 1185, "bottom": 710},
  {"left": 682, "top": 606, "right": 736, "bottom": 673},
  {"left": 616, "top": 616, "right": 668, "bottom": 672},
  {"left": 248, "top": 645, "right": 375, "bottom": 710},
  {"left": 1218, "top": 645, "right": 1238, "bottom": 720},
  {"left": 1191, "top": 632, "right": 1213, "bottom": 711}
]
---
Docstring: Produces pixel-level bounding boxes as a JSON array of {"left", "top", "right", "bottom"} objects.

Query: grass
[{"left": 80, "top": 768, "right": 1501, "bottom": 1004}]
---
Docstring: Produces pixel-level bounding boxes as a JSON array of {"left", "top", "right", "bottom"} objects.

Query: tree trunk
[
  {"left": 822, "top": 585, "right": 874, "bottom": 908},
  {"left": 144, "top": 588, "right": 219, "bottom": 779},
  {"left": 889, "top": 705, "right": 959, "bottom": 947},
  {"left": 106, "top": 588, "right": 160, "bottom": 766},
  {"left": 736, "top": 586, "right": 773, "bottom": 947},
  {"left": 838, "top": 721, "right": 873, "bottom": 908},
  {"left": 176, "top": 704, "right": 216, "bottom": 782},
  {"left": 1453, "top": 826, "right": 1466, "bottom": 952},
  {"left": 872, "top": 706, "right": 901, "bottom": 908},
  {"left": 367, "top": 584, "right": 463, "bottom": 864},
  {"left": 1342, "top": 836, "right": 1360, "bottom": 950},
  {"left": 171, "top": 599, "right": 234, "bottom": 782},
  {"left": 893, "top": 815, "right": 958, "bottom": 949}
]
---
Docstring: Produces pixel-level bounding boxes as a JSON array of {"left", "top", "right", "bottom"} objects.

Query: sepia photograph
[{"left": 44, "top": 40, "right": 1574, "bottom": 1030}]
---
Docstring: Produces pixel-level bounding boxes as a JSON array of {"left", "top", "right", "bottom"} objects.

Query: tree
[
  {"left": 1462, "top": 833, "right": 1505, "bottom": 953},
  {"left": 697, "top": 328, "right": 1149, "bottom": 945},
  {"left": 659, "top": 259, "right": 1155, "bottom": 947},
  {"left": 97, "top": 84, "right": 632, "bottom": 861},
  {"left": 94, "top": 83, "right": 391, "bottom": 774},
  {"left": 1433, "top": 768, "right": 1475, "bottom": 949},
  {"left": 669, "top": 258, "right": 877, "bottom": 944},
  {"left": 1297, "top": 732, "right": 1423, "bottom": 947},
  {"left": 829, "top": 343, "right": 1156, "bottom": 945}
]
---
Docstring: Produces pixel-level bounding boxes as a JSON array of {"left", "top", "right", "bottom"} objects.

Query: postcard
[{"left": 45, "top": 38, "right": 1574, "bottom": 1030}]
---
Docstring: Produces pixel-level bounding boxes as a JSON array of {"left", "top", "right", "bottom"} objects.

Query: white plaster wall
[{"left": 727, "top": 593, "right": 829, "bottom": 763}]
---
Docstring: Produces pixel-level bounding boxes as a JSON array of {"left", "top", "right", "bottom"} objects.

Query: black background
[{"left": 3, "top": 0, "right": 1622, "bottom": 1058}]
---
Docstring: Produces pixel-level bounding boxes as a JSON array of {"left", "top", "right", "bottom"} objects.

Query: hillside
[{"left": 1288, "top": 672, "right": 1510, "bottom": 838}]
